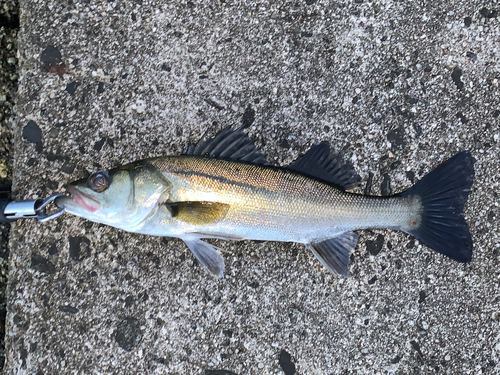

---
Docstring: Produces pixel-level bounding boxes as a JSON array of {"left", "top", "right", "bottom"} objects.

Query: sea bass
[{"left": 55, "top": 126, "right": 475, "bottom": 277}]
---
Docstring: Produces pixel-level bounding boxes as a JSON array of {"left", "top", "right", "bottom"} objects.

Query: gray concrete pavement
[{"left": 5, "top": 1, "right": 500, "bottom": 374}]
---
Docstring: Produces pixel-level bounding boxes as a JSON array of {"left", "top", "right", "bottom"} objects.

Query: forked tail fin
[{"left": 400, "top": 151, "right": 475, "bottom": 263}]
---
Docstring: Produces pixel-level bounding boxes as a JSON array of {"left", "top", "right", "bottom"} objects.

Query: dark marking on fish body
[
  {"left": 205, "top": 98, "right": 224, "bottom": 110},
  {"left": 175, "top": 169, "right": 256, "bottom": 191},
  {"left": 406, "top": 170, "right": 415, "bottom": 184}
]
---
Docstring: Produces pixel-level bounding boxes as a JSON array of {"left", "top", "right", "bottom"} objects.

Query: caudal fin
[{"left": 400, "top": 151, "right": 474, "bottom": 263}]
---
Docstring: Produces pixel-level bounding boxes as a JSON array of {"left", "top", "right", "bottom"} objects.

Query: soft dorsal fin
[
  {"left": 184, "top": 126, "right": 271, "bottom": 165},
  {"left": 288, "top": 142, "right": 361, "bottom": 190}
]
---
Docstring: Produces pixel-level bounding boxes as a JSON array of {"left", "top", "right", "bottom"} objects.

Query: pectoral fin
[
  {"left": 165, "top": 201, "right": 230, "bottom": 225},
  {"left": 306, "top": 232, "right": 359, "bottom": 277},
  {"left": 183, "top": 238, "right": 225, "bottom": 278}
]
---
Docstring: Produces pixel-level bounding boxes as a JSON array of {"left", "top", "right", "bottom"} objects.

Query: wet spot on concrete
[
  {"left": 391, "top": 355, "right": 402, "bottom": 364},
  {"left": 58, "top": 305, "right": 79, "bottom": 314},
  {"left": 242, "top": 105, "right": 255, "bottom": 128},
  {"left": 61, "top": 163, "right": 75, "bottom": 174},
  {"left": 387, "top": 127, "right": 405, "bottom": 150},
  {"left": 47, "top": 243, "right": 58, "bottom": 255},
  {"left": 40, "top": 45, "right": 62, "bottom": 65},
  {"left": 93, "top": 137, "right": 106, "bottom": 152},
  {"left": 452, "top": 66, "right": 464, "bottom": 90},
  {"left": 115, "top": 317, "right": 142, "bottom": 351},
  {"left": 278, "top": 350, "right": 296, "bottom": 375},
  {"left": 479, "top": 7, "right": 498, "bottom": 19},
  {"left": 69, "top": 236, "right": 91, "bottom": 262},
  {"left": 65, "top": 81, "right": 79, "bottom": 95},
  {"left": 366, "top": 234, "right": 384, "bottom": 256},
  {"left": 405, "top": 95, "right": 418, "bottom": 104},
  {"left": 456, "top": 112, "right": 469, "bottom": 124},
  {"left": 381, "top": 173, "right": 392, "bottom": 196},
  {"left": 23, "top": 121, "right": 42, "bottom": 144},
  {"left": 31, "top": 253, "right": 56, "bottom": 274},
  {"left": 406, "top": 170, "right": 415, "bottom": 184},
  {"left": 419, "top": 290, "right": 427, "bottom": 303},
  {"left": 364, "top": 171, "right": 374, "bottom": 195},
  {"left": 205, "top": 98, "right": 224, "bottom": 111}
]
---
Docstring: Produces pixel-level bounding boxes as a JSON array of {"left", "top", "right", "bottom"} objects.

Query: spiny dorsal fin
[
  {"left": 166, "top": 201, "right": 230, "bottom": 225},
  {"left": 288, "top": 142, "right": 361, "bottom": 190},
  {"left": 184, "top": 126, "right": 271, "bottom": 165}
]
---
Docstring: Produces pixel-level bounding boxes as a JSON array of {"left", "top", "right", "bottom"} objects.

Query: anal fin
[
  {"left": 306, "top": 232, "right": 359, "bottom": 277},
  {"left": 183, "top": 237, "right": 225, "bottom": 278}
]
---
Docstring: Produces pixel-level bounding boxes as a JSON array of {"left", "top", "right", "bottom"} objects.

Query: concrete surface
[{"left": 5, "top": 0, "right": 500, "bottom": 374}]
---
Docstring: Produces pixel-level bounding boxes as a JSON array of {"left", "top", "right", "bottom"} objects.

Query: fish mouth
[{"left": 62, "top": 185, "right": 101, "bottom": 213}]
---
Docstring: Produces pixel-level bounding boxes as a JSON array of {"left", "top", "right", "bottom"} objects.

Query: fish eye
[{"left": 88, "top": 171, "right": 110, "bottom": 193}]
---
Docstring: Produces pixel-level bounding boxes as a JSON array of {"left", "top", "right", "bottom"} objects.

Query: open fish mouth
[{"left": 56, "top": 186, "right": 101, "bottom": 213}]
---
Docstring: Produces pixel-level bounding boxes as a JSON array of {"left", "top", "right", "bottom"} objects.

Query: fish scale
[{"left": 147, "top": 155, "right": 416, "bottom": 243}]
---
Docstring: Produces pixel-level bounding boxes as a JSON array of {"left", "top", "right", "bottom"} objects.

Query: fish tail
[{"left": 400, "top": 151, "right": 475, "bottom": 263}]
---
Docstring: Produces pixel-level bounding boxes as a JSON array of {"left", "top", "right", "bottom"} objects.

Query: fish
[{"left": 55, "top": 126, "right": 475, "bottom": 278}]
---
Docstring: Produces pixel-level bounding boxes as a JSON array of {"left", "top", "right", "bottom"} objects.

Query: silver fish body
[
  {"left": 134, "top": 156, "right": 421, "bottom": 241},
  {"left": 56, "top": 126, "right": 474, "bottom": 277}
]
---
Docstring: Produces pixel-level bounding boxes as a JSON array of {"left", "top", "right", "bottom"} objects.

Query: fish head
[{"left": 56, "top": 163, "right": 171, "bottom": 230}]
